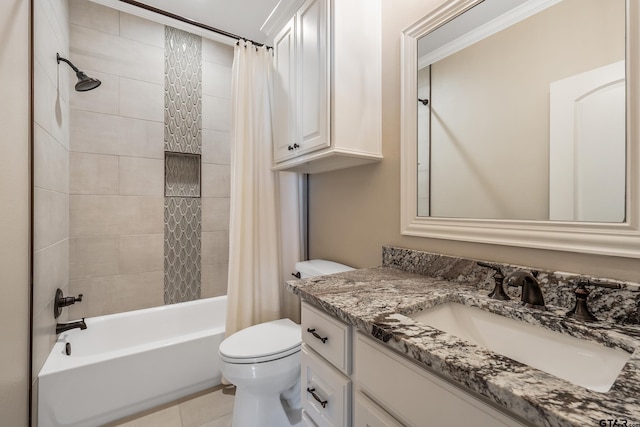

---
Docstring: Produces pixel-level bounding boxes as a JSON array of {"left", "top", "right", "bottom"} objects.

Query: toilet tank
[{"left": 295, "top": 260, "right": 355, "bottom": 279}]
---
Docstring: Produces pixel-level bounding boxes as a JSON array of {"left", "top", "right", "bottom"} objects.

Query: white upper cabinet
[{"left": 271, "top": 0, "right": 382, "bottom": 174}]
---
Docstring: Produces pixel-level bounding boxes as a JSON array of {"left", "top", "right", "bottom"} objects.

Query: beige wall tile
[
  {"left": 202, "top": 197, "right": 230, "bottom": 232},
  {"left": 34, "top": 188, "right": 69, "bottom": 251},
  {"left": 119, "top": 234, "right": 163, "bottom": 274},
  {"left": 69, "top": 236, "right": 119, "bottom": 279},
  {"left": 33, "top": 239, "right": 69, "bottom": 314},
  {"left": 178, "top": 387, "right": 234, "bottom": 427},
  {"left": 70, "top": 24, "right": 164, "bottom": 85},
  {"left": 70, "top": 69, "right": 119, "bottom": 115},
  {"left": 34, "top": 123, "right": 69, "bottom": 194},
  {"left": 71, "top": 109, "right": 164, "bottom": 159},
  {"left": 70, "top": 195, "right": 163, "bottom": 237},
  {"left": 32, "top": 300, "right": 57, "bottom": 382},
  {"left": 68, "top": 271, "right": 164, "bottom": 318},
  {"left": 69, "top": 0, "right": 119, "bottom": 36},
  {"left": 202, "top": 60, "right": 231, "bottom": 99},
  {"left": 202, "top": 95, "right": 231, "bottom": 132},
  {"left": 120, "top": 12, "right": 164, "bottom": 48},
  {"left": 202, "top": 39, "right": 234, "bottom": 66},
  {"left": 202, "top": 130, "right": 230, "bottom": 165},
  {"left": 34, "top": 0, "right": 68, "bottom": 95},
  {"left": 201, "top": 231, "right": 229, "bottom": 266},
  {"left": 119, "top": 77, "right": 163, "bottom": 122},
  {"left": 119, "top": 156, "right": 164, "bottom": 196},
  {"left": 201, "top": 263, "right": 228, "bottom": 299},
  {"left": 201, "top": 164, "right": 230, "bottom": 198},
  {"left": 33, "top": 58, "right": 55, "bottom": 137},
  {"left": 70, "top": 152, "right": 119, "bottom": 195}
]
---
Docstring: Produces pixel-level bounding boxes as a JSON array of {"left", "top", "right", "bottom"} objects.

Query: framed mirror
[{"left": 401, "top": 0, "right": 640, "bottom": 257}]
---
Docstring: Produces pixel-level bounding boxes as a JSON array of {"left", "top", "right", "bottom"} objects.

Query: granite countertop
[{"left": 286, "top": 267, "right": 640, "bottom": 427}]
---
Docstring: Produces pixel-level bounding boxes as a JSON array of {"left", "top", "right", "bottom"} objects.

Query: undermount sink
[{"left": 408, "top": 303, "right": 631, "bottom": 392}]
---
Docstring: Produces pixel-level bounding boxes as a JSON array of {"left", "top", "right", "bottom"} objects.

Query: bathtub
[{"left": 38, "top": 295, "right": 226, "bottom": 427}]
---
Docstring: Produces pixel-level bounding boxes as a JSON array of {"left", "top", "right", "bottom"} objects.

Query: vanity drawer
[
  {"left": 302, "top": 302, "right": 352, "bottom": 374},
  {"left": 302, "top": 345, "right": 352, "bottom": 427},
  {"left": 354, "top": 392, "right": 403, "bottom": 427},
  {"left": 302, "top": 409, "right": 319, "bottom": 426}
]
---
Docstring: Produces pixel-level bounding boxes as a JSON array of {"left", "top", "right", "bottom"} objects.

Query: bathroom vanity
[{"left": 288, "top": 247, "right": 640, "bottom": 427}]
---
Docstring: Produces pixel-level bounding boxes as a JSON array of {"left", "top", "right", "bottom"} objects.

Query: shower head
[{"left": 56, "top": 53, "right": 102, "bottom": 92}]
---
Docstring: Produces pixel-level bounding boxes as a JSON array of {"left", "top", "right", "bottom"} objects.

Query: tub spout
[{"left": 56, "top": 319, "right": 87, "bottom": 334}]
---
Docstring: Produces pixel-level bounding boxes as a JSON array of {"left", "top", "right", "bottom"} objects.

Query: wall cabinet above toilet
[{"left": 271, "top": 0, "right": 382, "bottom": 174}]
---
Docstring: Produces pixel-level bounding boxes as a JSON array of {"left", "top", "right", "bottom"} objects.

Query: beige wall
[
  {"left": 429, "top": 0, "right": 624, "bottom": 220},
  {"left": 308, "top": 0, "right": 640, "bottom": 283},
  {"left": 66, "top": 0, "right": 232, "bottom": 318},
  {"left": 0, "top": 0, "right": 30, "bottom": 424}
]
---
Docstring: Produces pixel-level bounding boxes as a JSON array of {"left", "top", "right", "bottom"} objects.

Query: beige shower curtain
[{"left": 225, "top": 40, "right": 302, "bottom": 337}]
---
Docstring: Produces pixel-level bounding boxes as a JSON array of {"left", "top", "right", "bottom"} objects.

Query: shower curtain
[{"left": 225, "top": 40, "right": 302, "bottom": 337}]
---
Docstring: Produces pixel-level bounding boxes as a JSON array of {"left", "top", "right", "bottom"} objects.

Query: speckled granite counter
[{"left": 286, "top": 261, "right": 640, "bottom": 427}]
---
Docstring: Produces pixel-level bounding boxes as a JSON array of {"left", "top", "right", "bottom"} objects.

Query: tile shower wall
[
  {"left": 33, "top": 0, "right": 70, "bottom": 401},
  {"left": 66, "top": 0, "right": 232, "bottom": 318}
]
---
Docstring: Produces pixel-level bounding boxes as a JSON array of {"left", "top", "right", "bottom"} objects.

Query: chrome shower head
[{"left": 56, "top": 53, "right": 102, "bottom": 92}]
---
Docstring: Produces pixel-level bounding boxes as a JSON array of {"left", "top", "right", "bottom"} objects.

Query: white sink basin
[{"left": 409, "top": 303, "right": 631, "bottom": 392}]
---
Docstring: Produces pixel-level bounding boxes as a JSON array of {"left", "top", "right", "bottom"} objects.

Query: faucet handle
[
  {"left": 54, "top": 288, "right": 84, "bottom": 319},
  {"left": 477, "top": 262, "right": 510, "bottom": 300},
  {"left": 565, "top": 279, "right": 621, "bottom": 322}
]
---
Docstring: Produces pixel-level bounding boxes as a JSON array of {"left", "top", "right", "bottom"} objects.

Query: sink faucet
[
  {"left": 56, "top": 319, "right": 87, "bottom": 334},
  {"left": 505, "top": 271, "right": 546, "bottom": 310}
]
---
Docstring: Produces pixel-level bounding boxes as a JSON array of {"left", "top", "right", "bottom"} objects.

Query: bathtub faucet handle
[{"left": 54, "top": 289, "right": 84, "bottom": 319}]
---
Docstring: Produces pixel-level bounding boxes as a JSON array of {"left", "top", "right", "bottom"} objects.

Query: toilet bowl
[{"left": 219, "top": 260, "right": 354, "bottom": 427}]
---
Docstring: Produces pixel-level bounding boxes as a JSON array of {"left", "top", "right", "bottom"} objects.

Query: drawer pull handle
[
  {"left": 306, "top": 387, "right": 328, "bottom": 408},
  {"left": 306, "top": 328, "right": 328, "bottom": 343}
]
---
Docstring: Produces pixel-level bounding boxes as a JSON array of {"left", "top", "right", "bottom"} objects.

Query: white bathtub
[{"left": 38, "top": 296, "right": 227, "bottom": 427}]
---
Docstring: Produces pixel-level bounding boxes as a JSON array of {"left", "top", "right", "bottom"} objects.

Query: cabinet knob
[
  {"left": 287, "top": 145, "right": 294, "bottom": 151},
  {"left": 293, "top": 143, "right": 300, "bottom": 149}
]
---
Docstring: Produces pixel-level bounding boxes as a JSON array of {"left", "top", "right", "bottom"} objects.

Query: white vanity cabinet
[
  {"left": 300, "top": 302, "right": 530, "bottom": 427},
  {"left": 272, "top": 0, "right": 382, "bottom": 174},
  {"left": 354, "top": 333, "right": 527, "bottom": 427},
  {"left": 301, "top": 302, "right": 353, "bottom": 426}
]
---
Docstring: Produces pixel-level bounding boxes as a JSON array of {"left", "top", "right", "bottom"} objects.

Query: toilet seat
[{"left": 219, "top": 318, "right": 301, "bottom": 364}]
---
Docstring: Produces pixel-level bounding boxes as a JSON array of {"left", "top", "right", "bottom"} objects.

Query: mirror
[
  {"left": 417, "top": 0, "right": 625, "bottom": 221},
  {"left": 401, "top": 0, "right": 640, "bottom": 257}
]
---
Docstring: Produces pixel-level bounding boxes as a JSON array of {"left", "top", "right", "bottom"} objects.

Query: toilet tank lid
[{"left": 295, "top": 259, "right": 355, "bottom": 278}]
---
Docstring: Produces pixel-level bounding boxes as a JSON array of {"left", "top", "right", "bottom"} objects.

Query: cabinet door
[
  {"left": 296, "top": 0, "right": 330, "bottom": 154},
  {"left": 354, "top": 392, "right": 403, "bottom": 427},
  {"left": 273, "top": 17, "right": 297, "bottom": 162}
]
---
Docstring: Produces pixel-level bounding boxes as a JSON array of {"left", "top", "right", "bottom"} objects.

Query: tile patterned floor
[{"left": 104, "top": 385, "right": 235, "bottom": 427}]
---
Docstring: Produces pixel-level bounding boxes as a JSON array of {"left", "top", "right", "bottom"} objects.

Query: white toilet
[{"left": 219, "top": 260, "right": 354, "bottom": 427}]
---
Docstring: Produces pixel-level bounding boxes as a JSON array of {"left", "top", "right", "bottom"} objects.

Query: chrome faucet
[
  {"left": 56, "top": 319, "right": 87, "bottom": 334},
  {"left": 505, "top": 271, "right": 546, "bottom": 310}
]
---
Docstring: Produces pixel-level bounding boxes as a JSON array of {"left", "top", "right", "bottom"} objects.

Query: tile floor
[{"left": 104, "top": 385, "right": 235, "bottom": 427}]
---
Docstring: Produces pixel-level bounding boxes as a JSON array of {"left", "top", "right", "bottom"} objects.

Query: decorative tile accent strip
[
  {"left": 164, "top": 197, "right": 201, "bottom": 304},
  {"left": 165, "top": 152, "right": 201, "bottom": 197},
  {"left": 164, "top": 26, "right": 202, "bottom": 155},
  {"left": 164, "top": 26, "right": 203, "bottom": 304},
  {"left": 382, "top": 245, "right": 640, "bottom": 324}
]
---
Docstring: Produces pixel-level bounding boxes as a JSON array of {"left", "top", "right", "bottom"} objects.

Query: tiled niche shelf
[{"left": 165, "top": 152, "right": 201, "bottom": 197}]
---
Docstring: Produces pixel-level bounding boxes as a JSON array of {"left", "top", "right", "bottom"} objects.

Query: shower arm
[{"left": 56, "top": 53, "right": 81, "bottom": 73}]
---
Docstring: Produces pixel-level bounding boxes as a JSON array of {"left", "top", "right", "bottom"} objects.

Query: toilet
[{"left": 219, "top": 260, "right": 354, "bottom": 427}]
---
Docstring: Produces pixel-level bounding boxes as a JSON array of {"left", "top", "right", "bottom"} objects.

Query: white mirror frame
[{"left": 401, "top": 0, "right": 640, "bottom": 258}]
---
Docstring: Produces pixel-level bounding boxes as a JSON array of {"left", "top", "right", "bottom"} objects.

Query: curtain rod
[{"left": 117, "top": 0, "right": 272, "bottom": 48}]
